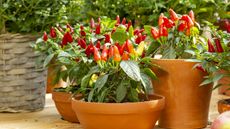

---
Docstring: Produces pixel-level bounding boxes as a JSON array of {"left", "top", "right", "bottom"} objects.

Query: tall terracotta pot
[
  {"left": 47, "top": 66, "right": 67, "bottom": 93},
  {"left": 52, "top": 91, "right": 79, "bottom": 123},
  {"left": 151, "top": 59, "right": 212, "bottom": 128},
  {"left": 72, "top": 94, "right": 165, "bottom": 129}
]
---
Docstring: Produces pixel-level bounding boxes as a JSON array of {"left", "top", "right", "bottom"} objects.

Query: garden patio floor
[{"left": 0, "top": 90, "right": 229, "bottom": 129}]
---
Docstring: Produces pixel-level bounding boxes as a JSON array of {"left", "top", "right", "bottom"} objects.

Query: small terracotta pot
[
  {"left": 218, "top": 99, "right": 230, "bottom": 114},
  {"left": 218, "top": 70, "right": 230, "bottom": 96},
  {"left": 52, "top": 91, "right": 79, "bottom": 123},
  {"left": 72, "top": 94, "right": 165, "bottom": 129},
  {"left": 47, "top": 66, "right": 67, "bottom": 93},
  {"left": 151, "top": 59, "right": 213, "bottom": 129}
]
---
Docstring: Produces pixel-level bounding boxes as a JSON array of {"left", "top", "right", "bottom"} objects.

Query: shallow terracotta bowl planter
[
  {"left": 218, "top": 99, "right": 230, "bottom": 114},
  {"left": 72, "top": 94, "right": 165, "bottom": 129},
  {"left": 52, "top": 91, "right": 79, "bottom": 123}
]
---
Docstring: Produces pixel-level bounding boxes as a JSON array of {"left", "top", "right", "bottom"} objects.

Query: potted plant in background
[
  {"left": 71, "top": 17, "right": 165, "bottom": 129},
  {"left": 144, "top": 9, "right": 214, "bottom": 128},
  {"left": 0, "top": 0, "right": 68, "bottom": 112},
  {"left": 195, "top": 24, "right": 230, "bottom": 113},
  {"left": 33, "top": 23, "right": 93, "bottom": 122}
]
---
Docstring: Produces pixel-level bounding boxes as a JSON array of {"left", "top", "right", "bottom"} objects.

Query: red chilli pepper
[
  {"left": 208, "top": 39, "right": 215, "bottom": 53},
  {"left": 121, "top": 51, "right": 129, "bottom": 60},
  {"left": 77, "top": 39, "right": 87, "bottom": 49},
  {"left": 119, "top": 43, "right": 127, "bottom": 55},
  {"left": 151, "top": 27, "right": 159, "bottom": 40},
  {"left": 113, "top": 45, "right": 121, "bottom": 62},
  {"left": 50, "top": 27, "right": 57, "bottom": 38},
  {"left": 104, "top": 34, "right": 111, "bottom": 43},
  {"left": 135, "top": 33, "right": 143, "bottom": 44},
  {"left": 169, "top": 8, "right": 179, "bottom": 21},
  {"left": 214, "top": 38, "right": 224, "bottom": 53},
  {"left": 134, "top": 29, "right": 139, "bottom": 35},
  {"left": 121, "top": 17, "right": 126, "bottom": 25},
  {"left": 85, "top": 43, "right": 94, "bottom": 57},
  {"left": 159, "top": 25, "right": 168, "bottom": 37},
  {"left": 90, "top": 18, "right": 95, "bottom": 28},
  {"left": 62, "top": 32, "right": 73, "bottom": 46},
  {"left": 196, "top": 64, "right": 206, "bottom": 73},
  {"left": 126, "top": 40, "right": 135, "bottom": 54},
  {"left": 43, "top": 32, "right": 48, "bottom": 42},
  {"left": 116, "top": 15, "right": 120, "bottom": 26},
  {"left": 101, "top": 44, "right": 109, "bottom": 61},
  {"left": 93, "top": 46, "right": 101, "bottom": 62},
  {"left": 126, "top": 20, "right": 132, "bottom": 31},
  {"left": 163, "top": 17, "right": 175, "bottom": 28},
  {"left": 180, "top": 15, "right": 194, "bottom": 28},
  {"left": 178, "top": 22, "right": 187, "bottom": 32},
  {"left": 95, "top": 24, "right": 101, "bottom": 34},
  {"left": 108, "top": 45, "right": 114, "bottom": 59},
  {"left": 96, "top": 41, "right": 101, "bottom": 49}
]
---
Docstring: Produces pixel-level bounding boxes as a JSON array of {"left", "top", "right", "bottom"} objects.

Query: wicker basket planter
[{"left": 0, "top": 33, "right": 46, "bottom": 112}]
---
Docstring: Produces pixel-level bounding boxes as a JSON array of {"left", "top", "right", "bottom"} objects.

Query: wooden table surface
[{"left": 0, "top": 90, "right": 229, "bottom": 129}]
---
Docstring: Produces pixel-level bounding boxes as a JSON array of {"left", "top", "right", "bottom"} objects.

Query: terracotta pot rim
[
  {"left": 152, "top": 58, "right": 199, "bottom": 62},
  {"left": 72, "top": 94, "right": 165, "bottom": 106},
  {"left": 218, "top": 99, "right": 230, "bottom": 104},
  {"left": 52, "top": 91, "right": 72, "bottom": 102},
  {"left": 72, "top": 94, "right": 165, "bottom": 114}
]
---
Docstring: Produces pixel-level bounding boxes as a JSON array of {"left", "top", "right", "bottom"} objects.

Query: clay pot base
[{"left": 52, "top": 91, "right": 79, "bottom": 123}]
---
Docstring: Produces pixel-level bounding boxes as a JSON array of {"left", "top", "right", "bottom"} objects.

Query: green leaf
[
  {"left": 128, "top": 87, "right": 139, "bottom": 102},
  {"left": 200, "top": 78, "right": 213, "bottom": 86},
  {"left": 144, "top": 25, "right": 152, "bottom": 36},
  {"left": 111, "top": 26, "right": 128, "bottom": 44},
  {"left": 120, "top": 61, "right": 141, "bottom": 81},
  {"left": 143, "top": 68, "right": 157, "bottom": 80},
  {"left": 146, "top": 40, "right": 160, "bottom": 56},
  {"left": 98, "top": 88, "right": 109, "bottom": 102},
  {"left": 88, "top": 89, "right": 95, "bottom": 102},
  {"left": 58, "top": 51, "right": 72, "bottom": 58},
  {"left": 162, "top": 46, "right": 176, "bottom": 59},
  {"left": 116, "top": 81, "right": 128, "bottom": 102},
  {"left": 213, "top": 74, "right": 224, "bottom": 82},
  {"left": 88, "top": 66, "right": 100, "bottom": 75},
  {"left": 43, "top": 53, "right": 54, "bottom": 68},
  {"left": 81, "top": 74, "right": 92, "bottom": 88},
  {"left": 95, "top": 74, "right": 109, "bottom": 92},
  {"left": 140, "top": 72, "right": 153, "bottom": 94},
  {"left": 128, "top": 26, "right": 134, "bottom": 38}
]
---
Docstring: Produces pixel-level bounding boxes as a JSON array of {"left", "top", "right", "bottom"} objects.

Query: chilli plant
[
  {"left": 195, "top": 23, "right": 230, "bottom": 89},
  {"left": 55, "top": 16, "right": 156, "bottom": 103},
  {"left": 145, "top": 8, "right": 202, "bottom": 59}
]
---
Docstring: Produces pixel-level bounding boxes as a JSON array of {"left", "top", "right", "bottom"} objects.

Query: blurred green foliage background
[{"left": 0, "top": 0, "right": 229, "bottom": 33}]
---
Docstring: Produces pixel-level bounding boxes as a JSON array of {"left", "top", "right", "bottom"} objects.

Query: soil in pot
[
  {"left": 151, "top": 59, "right": 213, "bottom": 129},
  {"left": 72, "top": 94, "right": 165, "bottom": 129},
  {"left": 218, "top": 99, "right": 230, "bottom": 114},
  {"left": 52, "top": 88, "right": 79, "bottom": 123}
]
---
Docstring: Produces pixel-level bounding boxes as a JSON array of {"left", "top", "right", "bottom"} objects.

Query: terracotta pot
[
  {"left": 47, "top": 66, "right": 67, "bottom": 93},
  {"left": 72, "top": 94, "right": 165, "bottom": 129},
  {"left": 218, "top": 99, "right": 230, "bottom": 114},
  {"left": 218, "top": 70, "right": 230, "bottom": 96},
  {"left": 151, "top": 59, "right": 213, "bottom": 128},
  {"left": 52, "top": 91, "right": 79, "bottom": 123}
]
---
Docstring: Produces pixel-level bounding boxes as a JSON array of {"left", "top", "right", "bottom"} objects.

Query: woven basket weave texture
[{"left": 0, "top": 33, "right": 46, "bottom": 112}]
